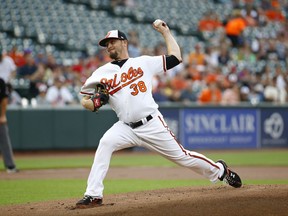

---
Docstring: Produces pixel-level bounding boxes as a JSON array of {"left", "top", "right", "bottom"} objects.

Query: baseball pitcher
[{"left": 77, "top": 19, "right": 242, "bottom": 208}]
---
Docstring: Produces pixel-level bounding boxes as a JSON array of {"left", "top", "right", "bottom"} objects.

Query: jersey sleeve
[
  {"left": 80, "top": 73, "right": 99, "bottom": 96},
  {"left": 142, "top": 55, "right": 167, "bottom": 75},
  {"left": 80, "top": 66, "right": 106, "bottom": 96}
]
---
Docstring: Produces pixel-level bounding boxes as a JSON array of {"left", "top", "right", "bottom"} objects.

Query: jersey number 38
[{"left": 130, "top": 81, "right": 147, "bottom": 96}]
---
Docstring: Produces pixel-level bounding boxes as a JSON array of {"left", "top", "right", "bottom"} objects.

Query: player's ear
[{"left": 123, "top": 40, "right": 128, "bottom": 48}]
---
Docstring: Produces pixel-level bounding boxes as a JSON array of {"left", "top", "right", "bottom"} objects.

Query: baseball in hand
[{"left": 153, "top": 19, "right": 166, "bottom": 27}]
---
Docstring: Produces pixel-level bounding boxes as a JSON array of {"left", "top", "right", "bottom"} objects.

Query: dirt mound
[{"left": 2, "top": 184, "right": 288, "bottom": 216}]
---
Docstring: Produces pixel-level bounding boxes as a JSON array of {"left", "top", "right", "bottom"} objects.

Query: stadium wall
[{"left": 7, "top": 104, "right": 288, "bottom": 150}]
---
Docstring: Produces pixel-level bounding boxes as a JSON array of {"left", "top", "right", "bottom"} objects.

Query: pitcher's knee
[{"left": 98, "top": 137, "right": 117, "bottom": 153}]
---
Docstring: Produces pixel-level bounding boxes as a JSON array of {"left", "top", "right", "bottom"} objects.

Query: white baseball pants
[{"left": 84, "top": 111, "right": 224, "bottom": 198}]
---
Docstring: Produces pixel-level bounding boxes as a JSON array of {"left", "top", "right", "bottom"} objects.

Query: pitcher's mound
[{"left": 2, "top": 184, "right": 288, "bottom": 216}]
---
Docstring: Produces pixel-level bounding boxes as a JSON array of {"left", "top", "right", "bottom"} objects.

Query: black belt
[{"left": 125, "top": 115, "right": 153, "bottom": 129}]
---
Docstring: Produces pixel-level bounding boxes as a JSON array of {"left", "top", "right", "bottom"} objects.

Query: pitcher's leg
[
  {"left": 144, "top": 139, "right": 223, "bottom": 182},
  {"left": 85, "top": 121, "right": 139, "bottom": 197},
  {"left": 0, "top": 124, "right": 16, "bottom": 169},
  {"left": 84, "top": 142, "right": 114, "bottom": 198},
  {"left": 137, "top": 115, "right": 224, "bottom": 183}
]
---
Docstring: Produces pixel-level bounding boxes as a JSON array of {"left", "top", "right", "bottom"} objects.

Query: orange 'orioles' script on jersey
[{"left": 100, "top": 67, "right": 144, "bottom": 95}]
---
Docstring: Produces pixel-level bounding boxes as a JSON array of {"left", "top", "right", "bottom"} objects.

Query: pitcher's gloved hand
[
  {"left": 90, "top": 83, "right": 109, "bottom": 112},
  {"left": 81, "top": 83, "right": 109, "bottom": 112}
]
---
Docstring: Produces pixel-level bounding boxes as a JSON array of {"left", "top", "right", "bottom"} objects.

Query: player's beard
[{"left": 109, "top": 50, "right": 119, "bottom": 60}]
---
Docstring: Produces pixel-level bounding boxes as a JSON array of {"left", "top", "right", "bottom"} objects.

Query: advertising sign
[
  {"left": 181, "top": 109, "right": 258, "bottom": 149},
  {"left": 261, "top": 110, "right": 288, "bottom": 147}
]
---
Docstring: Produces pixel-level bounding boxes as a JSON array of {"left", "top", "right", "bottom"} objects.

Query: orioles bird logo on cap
[{"left": 105, "top": 32, "right": 112, "bottom": 38}]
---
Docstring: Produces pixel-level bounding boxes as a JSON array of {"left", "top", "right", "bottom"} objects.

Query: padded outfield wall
[{"left": 6, "top": 104, "right": 288, "bottom": 150}]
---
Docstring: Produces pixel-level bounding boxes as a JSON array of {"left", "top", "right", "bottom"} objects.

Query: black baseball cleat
[
  {"left": 217, "top": 160, "right": 242, "bottom": 188},
  {"left": 76, "top": 195, "right": 103, "bottom": 209}
]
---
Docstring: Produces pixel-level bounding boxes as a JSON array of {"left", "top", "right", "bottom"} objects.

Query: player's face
[{"left": 106, "top": 39, "right": 126, "bottom": 60}]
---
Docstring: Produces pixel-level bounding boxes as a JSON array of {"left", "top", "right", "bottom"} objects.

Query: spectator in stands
[
  {"left": 198, "top": 81, "right": 222, "bottom": 104},
  {"left": 216, "top": 66, "right": 230, "bottom": 89},
  {"left": 235, "top": 42, "right": 257, "bottom": 63},
  {"left": 17, "top": 49, "right": 36, "bottom": 78},
  {"left": 254, "top": 72, "right": 266, "bottom": 91},
  {"left": 187, "top": 62, "right": 202, "bottom": 82},
  {"left": 72, "top": 57, "right": 86, "bottom": 74},
  {"left": 249, "top": 84, "right": 265, "bottom": 104},
  {"left": 71, "top": 56, "right": 91, "bottom": 84},
  {"left": 225, "top": 10, "right": 247, "bottom": 47},
  {"left": 204, "top": 45, "right": 219, "bottom": 68},
  {"left": 169, "top": 70, "right": 188, "bottom": 101},
  {"left": 86, "top": 49, "right": 111, "bottom": 73},
  {"left": 264, "top": 76, "right": 285, "bottom": 103},
  {"left": 85, "top": 55, "right": 99, "bottom": 74},
  {"left": 265, "top": 6, "right": 285, "bottom": 22},
  {"left": 35, "top": 83, "right": 49, "bottom": 106},
  {"left": 238, "top": 67, "right": 252, "bottom": 85},
  {"left": 198, "top": 11, "right": 223, "bottom": 32},
  {"left": 275, "top": 65, "right": 287, "bottom": 95},
  {"left": 188, "top": 43, "right": 206, "bottom": 66},
  {"left": 34, "top": 51, "right": 47, "bottom": 65},
  {"left": 217, "top": 45, "right": 231, "bottom": 66},
  {"left": 152, "top": 75, "right": 169, "bottom": 102},
  {"left": 261, "top": 64, "right": 273, "bottom": 86},
  {"left": 221, "top": 83, "right": 240, "bottom": 105},
  {"left": 18, "top": 52, "right": 46, "bottom": 100},
  {"left": 188, "top": 43, "right": 206, "bottom": 77},
  {"left": 7, "top": 45, "right": 26, "bottom": 67},
  {"left": 45, "top": 77, "right": 76, "bottom": 106},
  {"left": 46, "top": 53, "right": 58, "bottom": 70},
  {"left": 179, "top": 80, "right": 198, "bottom": 103},
  {"left": 239, "top": 85, "right": 250, "bottom": 102}
]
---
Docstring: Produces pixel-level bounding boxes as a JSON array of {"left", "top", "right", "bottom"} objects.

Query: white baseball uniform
[
  {"left": 80, "top": 55, "right": 224, "bottom": 198},
  {"left": 0, "top": 55, "right": 16, "bottom": 83}
]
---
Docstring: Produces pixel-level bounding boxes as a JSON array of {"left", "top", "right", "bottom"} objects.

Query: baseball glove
[{"left": 90, "top": 83, "right": 109, "bottom": 112}]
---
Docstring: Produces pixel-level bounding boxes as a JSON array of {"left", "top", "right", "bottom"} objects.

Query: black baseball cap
[{"left": 99, "top": 30, "right": 128, "bottom": 47}]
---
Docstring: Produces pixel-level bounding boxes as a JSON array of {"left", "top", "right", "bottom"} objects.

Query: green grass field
[
  {"left": 2, "top": 150, "right": 288, "bottom": 170},
  {"left": 0, "top": 150, "right": 287, "bottom": 206}
]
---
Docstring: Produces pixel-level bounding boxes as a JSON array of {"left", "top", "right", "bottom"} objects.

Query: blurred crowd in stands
[{"left": 0, "top": 0, "right": 287, "bottom": 107}]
